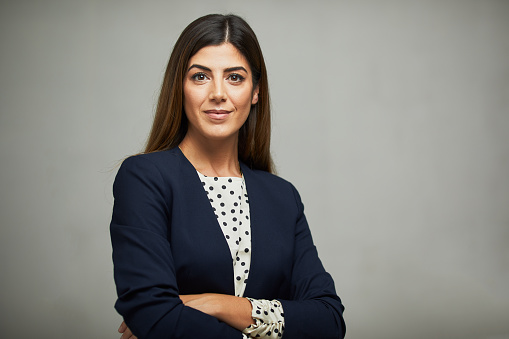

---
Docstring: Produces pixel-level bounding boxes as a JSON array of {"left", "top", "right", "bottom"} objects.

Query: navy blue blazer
[{"left": 110, "top": 147, "right": 345, "bottom": 338}]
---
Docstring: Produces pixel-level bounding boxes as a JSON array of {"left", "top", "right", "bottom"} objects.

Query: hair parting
[{"left": 144, "top": 14, "right": 274, "bottom": 173}]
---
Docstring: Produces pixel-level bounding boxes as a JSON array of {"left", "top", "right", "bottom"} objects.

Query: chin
[{"left": 205, "top": 133, "right": 238, "bottom": 142}]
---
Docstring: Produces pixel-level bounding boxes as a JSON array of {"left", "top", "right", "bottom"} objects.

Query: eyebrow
[{"left": 187, "top": 64, "right": 248, "bottom": 74}]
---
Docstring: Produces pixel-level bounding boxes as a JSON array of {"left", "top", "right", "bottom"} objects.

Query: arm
[
  {"left": 119, "top": 294, "right": 253, "bottom": 338},
  {"left": 278, "top": 185, "right": 346, "bottom": 339},
  {"left": 180, "top": 294, "right": 254, "bottom": 331},
  {"left": 110, "top": 156, "right": 242, "bottom": 339},
  {"left": 174, "top": 183, "right": 345, "bottom": 338}
]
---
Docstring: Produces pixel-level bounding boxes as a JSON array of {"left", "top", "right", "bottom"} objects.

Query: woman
[{"left": 111, "top": 14, "right": 346, "bottom": 339}]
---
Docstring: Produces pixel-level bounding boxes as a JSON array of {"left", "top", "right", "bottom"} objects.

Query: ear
[{"left": 251, "top": 85, "right": 259, "bottom": 105}]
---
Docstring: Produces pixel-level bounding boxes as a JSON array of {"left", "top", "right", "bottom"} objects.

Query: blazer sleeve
[
  {"left": 278, "top": 185, "right": 346, "bottom": 339},
  {"left": 110, "top": 156, "right": 242, "bottom": 339}
]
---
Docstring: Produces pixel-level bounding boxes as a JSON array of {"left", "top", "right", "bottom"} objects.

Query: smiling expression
[{"left": 183, "top": 43, "right": 259, "bottom": 144}]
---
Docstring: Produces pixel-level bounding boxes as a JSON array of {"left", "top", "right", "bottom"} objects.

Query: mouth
[{"left": 204, "top": 109, "right": 232, "bottom": 120}]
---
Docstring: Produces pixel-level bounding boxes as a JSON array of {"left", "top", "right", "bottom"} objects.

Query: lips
[{"left": 204, "top": 109, "right": 231, "bottom": 120}]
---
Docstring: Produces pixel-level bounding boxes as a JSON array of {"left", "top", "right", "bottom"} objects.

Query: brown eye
[
  {"left": 228, "top": 73, "right": 245, "bottom": 82},
  {"left": 192, "top": 73, "right": 207, "bottom": 81}
]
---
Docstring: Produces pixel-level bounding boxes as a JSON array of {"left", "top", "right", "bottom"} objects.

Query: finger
[
  {"left": 180, "top": 294, "right": 202, "bottom": 304},
  {"left": 120, "top": 326, "right": 133, "bottom": 339},
  {"left": 118, "top": 321, "right": 127, "bottom": 333},
  {"left": 180, "top": 294, "right": 192, "bottom": 304}
]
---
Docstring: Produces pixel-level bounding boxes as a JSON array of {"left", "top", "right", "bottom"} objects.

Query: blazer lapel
[
  {"left": 240, "top": 163, "right": 272, "bottom": 298},
  {"left": 174, "top": 148, "right": 235, "bottom": 295}
]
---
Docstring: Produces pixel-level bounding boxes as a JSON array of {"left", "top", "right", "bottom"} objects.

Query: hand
[
  {"left": 179, "top": 293, "right": 221, "bottom": 315},
  {"left": 180, "top": 293, "right": 254, "bottom": 331},
  {"left": 118, "top": 321, "right": 138, "bottom": 339}
]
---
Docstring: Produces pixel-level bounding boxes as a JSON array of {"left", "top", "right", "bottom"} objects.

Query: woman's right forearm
[{"left": 180, "top": 293, "right": 254, "bottom": 331}]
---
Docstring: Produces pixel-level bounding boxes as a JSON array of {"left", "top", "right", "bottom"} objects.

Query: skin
[
  {"left": 179, "top": 42, "right": 259, "bottom": 178},
  {"left": 118, "top": 43, "right": 259, "bottom": 338},
  {"left": 119, "top": 295, "right": 253, "bottom": 339}
]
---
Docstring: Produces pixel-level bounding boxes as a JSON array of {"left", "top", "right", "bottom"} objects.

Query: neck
[{"left": 179, "top": 133, "right": 242, "bottom": 178}]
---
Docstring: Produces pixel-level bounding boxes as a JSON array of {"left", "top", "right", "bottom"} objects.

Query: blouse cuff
[{"left": 242, "top": 298, "right": 285, "bottom": 338}]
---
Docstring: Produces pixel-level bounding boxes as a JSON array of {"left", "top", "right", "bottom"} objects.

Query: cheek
[
  {"left": 231, "top": 89, "right": 255, "bottom": 110},
  {"left": 183, "top": 87, "right": 203, "bottom": 110}
]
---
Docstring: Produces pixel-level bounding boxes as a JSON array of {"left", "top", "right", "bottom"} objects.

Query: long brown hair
[{"left": 145, "top": 14, "right": 274, "bottom": 173}]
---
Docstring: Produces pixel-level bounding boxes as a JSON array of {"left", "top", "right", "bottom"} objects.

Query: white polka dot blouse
[{"left": 198, "top": 171, "right": 285, "bottom": 338}]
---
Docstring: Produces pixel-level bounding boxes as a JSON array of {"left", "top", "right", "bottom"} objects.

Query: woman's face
[{"left": 183, "top": 43, "right": 259, "bottom": 144}]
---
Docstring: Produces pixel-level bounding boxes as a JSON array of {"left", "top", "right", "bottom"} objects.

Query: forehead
[{"left": 188, "top": 43, "right": 250, "bottom": 71}]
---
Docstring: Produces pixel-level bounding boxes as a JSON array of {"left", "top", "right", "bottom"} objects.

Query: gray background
[{"left": 1, "top": 1, "right": 508, "bottom": 338}]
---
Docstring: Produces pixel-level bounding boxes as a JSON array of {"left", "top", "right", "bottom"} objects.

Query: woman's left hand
[
  {"left": 180, "top": 293, "right": 254, "bottom": 331},
  {"left": 118, "top": 320, "right": 137, "bottom": 339},
  {"left": 116, "top": 294, "right": 253, "bottom": 336}
]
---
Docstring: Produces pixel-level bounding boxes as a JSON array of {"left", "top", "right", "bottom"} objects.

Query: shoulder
[
  {"left": 244, "top": 166, "right": 304, "bottom": 211},
  {"left": 117, "top": 148, "right": 189, "bottom": 181},
  {"left": 248, "top": 167, "right": 295, "bottom": 189},
  {"left": 114, "top": 148, "right": 186, "bottom": 193},
  {"left": 120, "top": 148, "right": 182, "bottom": 173}
]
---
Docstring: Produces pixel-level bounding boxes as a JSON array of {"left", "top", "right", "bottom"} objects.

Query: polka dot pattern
[
  {"left": 198, "top": 171, "right": 251, "bottom": 298},
  {"left": 198, "top": 171, "right": 285, "bottom": 338},
  {"left": 243, "top": 298, "right": 285, "bottom": 338}
]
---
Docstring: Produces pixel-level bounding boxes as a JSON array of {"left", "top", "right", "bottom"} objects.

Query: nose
[{"left": 209, "top": 79, "right": 227, "bottom": 102}]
